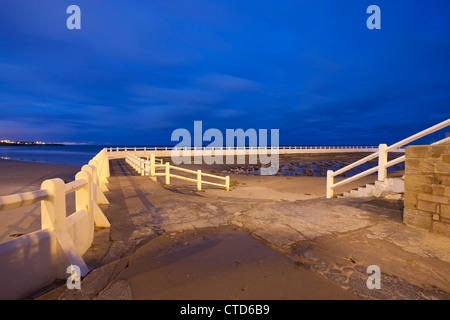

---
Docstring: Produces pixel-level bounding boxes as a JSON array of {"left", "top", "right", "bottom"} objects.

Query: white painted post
[
  {"left": 197, "top": 170, "right": 202, "bottom": 191},
  {"left": 378, "top": 144, "right": 388, "bottom": 181},
  {"left": 150, "top": 154, "right": 155, "bottom": 177},
  {"left": 144, "top": 161, "right": 149, "bottom": 176},
  {"left": 99, "top": 152, "right": 109, "bottom": 192},
  {"left": 165, "top": 162, "right": 170, "bottom": 185},
  {"left": 41, "top": 178, "right": 89, "bottom": 278},
  {"left": 326, "top": 170, "right": 334, "bottom": 199},
  {"left": 41, "top": 178, "right": 66, "bottom": 233},
  {"left": 225, "top": 176, "right": 230, "bottom": 191},
  {"left": 104, "top": 150, "right": 110, "bottom": 178},
  {"left": 75, "top": 170, "right": 94, "bottom": 241},
  {"left": 88, "top": 160, "right": 109, "bottom": 205},
  {"left": 81, "top": 165, "right": 110, "bottom": 228}
]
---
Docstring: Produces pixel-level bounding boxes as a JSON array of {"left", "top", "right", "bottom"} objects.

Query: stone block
[
  {"left": 433, "top": 214, "right": 440, "bottom": 221},
  {"left": 441, "top": 204, "right": 450, "bottom": 219},
  {"left": 404, "top": 192, "right": 418, "bottom": 209},
  {"left": 442, "top": 217, "right": 450, "bottom": 224},
  {"left": 417, "top": 200, "right": 439, "bottom": 213},
  {"left": 420, "top": 159, "right": 435, "bottom": 174},
  {"left": 405, "top": 159, "right": 420, "bottom": 174},
  {"left": 445, "top": 187, "right": 450, "bottom": 197},
  {"left": 403, "top": 208, "right": 432, "bottom": 230},
  {"left": 431, "top": 184, "right": 445, "bottom": 196},
  {"left": 406, "top": 146, "right": 430, "bottom": 158},
  {"left": 405, "top": 174, "right": 433, "bottom": 191},
  {"left": 431, "top": 145, "right": 448, "bottom": 157},
  {"left": 435, "top": 163, "right": 450, "bottom": 175},
  {"left": 443, "top": 154, "right": 450, "bottom": 164},
  {"left": 435, "top": 175, "right": 450, "bottom": 186},
  {"left": 432, "top": 221, "right": 450, "bottom": 237},
  {"left": 417, "top": 193, "right": 449, "bottom": 204}
]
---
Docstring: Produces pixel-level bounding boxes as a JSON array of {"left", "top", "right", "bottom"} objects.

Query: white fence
[
  {"left": 125, "top": 152, "right": 230, "bottom": 191},
  {"left": 107, "top": 145, "right": 382, "bottom": 159},
  {"left": 326, "top": 119, "right": 450, "bottom": 198},
  {"left": 0, "top": 149, "right": 111, "bottom": 300}
]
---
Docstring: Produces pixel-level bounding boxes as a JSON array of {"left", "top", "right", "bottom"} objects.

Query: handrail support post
[
  {"left": 326, "top": 170, "right": 334, "bottom": 199},
  {"left": 165, "top": 162, "right": 170, "bottom": 185},
  {"left": 378, "top": 144, "right": 388, "bottom": 181},
  {"left": 197, "top": 170, "right": 202, "bottom": 191}
]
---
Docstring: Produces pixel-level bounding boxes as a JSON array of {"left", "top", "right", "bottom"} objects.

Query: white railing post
[
  {"left": 197, "top": 170, "right": 202, "bottom": 191},
  {"left": 225, "top": 176, "right": 230, "bottom": 191},
  {"left": 104, "top": 150, "right": 110, "bottom": 178},
  {"left": 144, "top": 161, "right": 149, "bottom": 176},
  {"left": 150, "top": 154, "right": 155, "bottom": 177},
  {"left": 40, "top": 178, "right": 89, "bottom": 278},
  {"left": 82, "top": 165, "right": 110, "bottom": 228},
  {"left": 326, "top": 170, "right": 334, "bottom": 199},
  {"left": 75, "top": 170, "right": 94, "bottom": 242},
  {"left": 165, "top": 162, "right": 170, "bottom": 185},
  {"left": 88, "top": 160, "right": 109, "bottom": 205},
  {"left": 378, "top": 144, "right": 388, "bottom": 181},
  {"left": 41, "top": 178, "right": 66, "bottom": 234}
]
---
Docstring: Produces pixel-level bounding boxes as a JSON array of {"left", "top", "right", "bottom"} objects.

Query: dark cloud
[{"left": 0, "top": 0, "right": 449, "bottom": 145}]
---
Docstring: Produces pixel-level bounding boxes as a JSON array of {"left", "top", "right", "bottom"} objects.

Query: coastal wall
[{"left": 403, "top": 144, "right": 450, "bottom": 236}]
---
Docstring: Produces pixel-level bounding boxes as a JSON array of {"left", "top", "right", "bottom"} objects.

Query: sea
[
  {"left": 0, "top": 145, "right": 405, "bottom": 177},
  {"left": 0, "top": 145, "right": 109, "bottom": 167}
]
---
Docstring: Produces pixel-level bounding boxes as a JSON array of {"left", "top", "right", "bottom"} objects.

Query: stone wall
[{"left": 403, "top": 144, "right": 450, "bottom": 236}]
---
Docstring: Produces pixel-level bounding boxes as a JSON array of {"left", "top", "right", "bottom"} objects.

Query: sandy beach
[
  {"left": 2, "top": 155, "right": 450, "bottom": 300},
  {"left": 0, "top": 159, "right": 80, "bottom": 242}
]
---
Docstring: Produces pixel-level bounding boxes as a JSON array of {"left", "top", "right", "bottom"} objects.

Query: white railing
[
  {"left": 125, "top": 152, "right": 230, "bottom": 191},
  {"left": 110, "top": 145, "right": 380, "bottom": 152},
  {"left": 326, "top": 119, "right": 450, "bottom": 198},
  {"left": 0, "top": 148, "right": 111, "bottom": 300}
]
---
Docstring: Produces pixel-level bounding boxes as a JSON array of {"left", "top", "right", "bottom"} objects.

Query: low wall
[
  {"left": 403, "top": 144, "right": 450, "bottom": 236},
  {"left": 0, "top": 230, "right": 57, "bottom": 300}
]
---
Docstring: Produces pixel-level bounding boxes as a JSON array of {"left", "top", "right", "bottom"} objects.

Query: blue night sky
[{"left": 0, "top": 0, "right": 449, "bottom": 146}]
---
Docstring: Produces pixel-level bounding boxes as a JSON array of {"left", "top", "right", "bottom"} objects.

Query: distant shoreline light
[{"left": 0, "top": 139, "right": 64, "bottom": 146}]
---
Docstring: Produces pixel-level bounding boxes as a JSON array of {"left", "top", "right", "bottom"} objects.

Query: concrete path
[{"left": 35, "top": 159, "right": 450, "bottom": 300}]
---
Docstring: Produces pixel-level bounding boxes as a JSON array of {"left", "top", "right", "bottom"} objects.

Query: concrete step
[{"left": 340, "top": 178, "right": 404, "bottom": 199}]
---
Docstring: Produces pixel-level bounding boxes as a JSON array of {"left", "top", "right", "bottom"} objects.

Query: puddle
[{"left": 120, "top": 226, "right": 358, "bottom": 299}]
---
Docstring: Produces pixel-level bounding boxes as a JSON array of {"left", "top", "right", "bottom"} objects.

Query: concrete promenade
[{"left": 35, "top": 159, "right": 450, "bottom": 300}]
